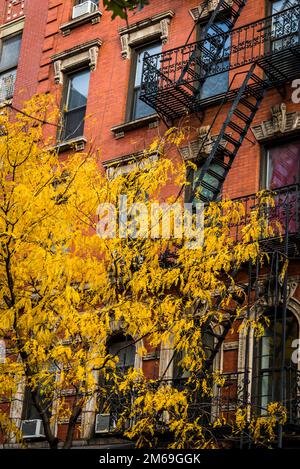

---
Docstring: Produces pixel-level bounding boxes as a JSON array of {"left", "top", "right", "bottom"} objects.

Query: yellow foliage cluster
[{"left": 0, "top": 96, "right": 287, "bottom": 448}]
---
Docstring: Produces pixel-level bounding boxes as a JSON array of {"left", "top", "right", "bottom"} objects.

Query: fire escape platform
[{"left": 141, "top": 5, "right": 300, "bottom": 120}]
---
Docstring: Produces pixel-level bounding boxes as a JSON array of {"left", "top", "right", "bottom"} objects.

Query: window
[
  {"left": 265, "top": 140, "right": 300, "bottom": 234},
  {"left": 0, "top": 34, "right": 22, "bottom": 102},
  {"left": 22, "top": 387, "right": 44, "bottom": 421},
  {"left": 96, "top": 335, "right": 136, "bottom": 434},
  {"left": 271, "top": 0, "right": 299, "bottom": 52},
  {"left": 199, "top": 21, "right": 230, "bottom": 100},
  {"left": 187, "top": 159, "right": 224, "bottom": 203},
  {"left": 62, "top": 69, "right": 90, "bottom": 141},
  {"left": 130, "top": 42, "right": 162, "bottom": 121},
  {"left": 108, "top": 336, "right": 136, "bottom": 373},
  {"left": 75, "top": 0, "right": 98, "bottom": 3},
  {"left": 266, "top": 140, "right": 300, "bottom": 190},
  {"left": 173, "top": 326, "right": 214, "bottom": 426},
  {"left": 0, "top": 339, "right": 5, "bottom": 364},
  {"left": 253, "top": 309, "right": 299, "bottom": 419}
]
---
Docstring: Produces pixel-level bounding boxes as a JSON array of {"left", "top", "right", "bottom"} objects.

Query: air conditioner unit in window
[
  {"left": 72, "top": 1, "right": 97, "bottom": 19},
  {"left": 21, "top": 419, "right": 45, "bottom": 439},
  {"left": 95, "top": 413, "right": 116, "bottom": 434}
]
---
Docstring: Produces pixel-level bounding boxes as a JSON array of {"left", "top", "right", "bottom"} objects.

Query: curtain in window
[
  {"left": 267, "top": 141, "right": 300, "bottom": 189},
  {"left": 267, "top": 141, "right": 300, "bottom": 233}
]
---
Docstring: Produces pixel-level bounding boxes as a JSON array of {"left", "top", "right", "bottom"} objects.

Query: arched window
[{"left": 253, "top": 309, "right": 299, "bottom": 421}]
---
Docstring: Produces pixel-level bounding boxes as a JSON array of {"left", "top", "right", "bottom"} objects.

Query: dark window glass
[
  {"left": 271, "top": 0, "right": 299, "bottom": 52},
  {"left": 254, "top": 310, "right": 299, "bottom": 418},
  {"left": 132, "top": 42, "right": 162, "bottom": 120},
  {"left": 109, "top": 337, "right": 136, "bottom": 372},
  {"left": 0, "top": 34, "right": 22, "bottom": 72},
  {"left": 62, "top": 69, "right": 90, "bottom": 141},
  {"left": 188, "top": 158, "right": 224, "bottom": 203},
  {"left": 266, "top": 141, "right": 300, "bottom": 189},
  {"left": 0, "top": 34, "right": 22, "bottom": 102},
  {"left": 76, "top": 0, "right": 98, "bottom": 4},
  {"left": 22, "top": 366, "right": 56, "bottom": 420},
  {"left": 200, "top": 22, "right": 230, "bottom": 100},
  {"left": 96, "top": 336, "right": 135, "bottom": 434}
]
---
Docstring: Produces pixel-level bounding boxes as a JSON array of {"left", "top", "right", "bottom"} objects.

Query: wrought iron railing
[
  {"left": 0, "top": 71, "right": 16, "bottom": 102},
  {"left": 231, "top": 184, "right": 300, "bottom": 252},
  {"left": 141, "top": 4, "right": 300, "bottom": 117},
  {"left": 169, "top": 367, "right": 300, "bottom": 426}
]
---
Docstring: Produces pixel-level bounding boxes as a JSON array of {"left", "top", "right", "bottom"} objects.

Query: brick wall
[
  {"left": 0, "top": 0, "right": 49, "bottom": 106},
  {"left": 0, "top": 0, "right": 299, "bottom": 446}
]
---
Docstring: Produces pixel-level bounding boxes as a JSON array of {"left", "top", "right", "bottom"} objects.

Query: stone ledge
[
  {"left": 56, "top": 136, "right": 87, "bottom": 153},
  {"left": 119, "top": 10, "right": 174, "bottom": 59},
  {"left": 0, "top": 98, "right": 12, "bottom": 108},
  {"left": 111, "top": 114, "right": 159, "bottom": 138},
  {"left": 60, "top": 10, "right": 102, "bottom": 36}
]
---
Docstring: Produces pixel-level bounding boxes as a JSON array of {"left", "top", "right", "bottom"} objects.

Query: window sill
[
  {"left": 56, "top": 136, "right": 87, "bottom": 153},
  {"left": 0, "top": 98, "right": 12, "bottom": 108},
  {"left": 111, "top": 114, "right": 160, "bottom": 139},
  {"left": 60, "top": 10, "right": 102, "bottom": 36}
]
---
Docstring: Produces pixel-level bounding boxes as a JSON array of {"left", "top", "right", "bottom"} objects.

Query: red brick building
[
  {"left": 0, "top": 0, "right": 300, "bottom": 449},
  {"left": 0, "top": 0, "right": 48, "bottom": 106}
]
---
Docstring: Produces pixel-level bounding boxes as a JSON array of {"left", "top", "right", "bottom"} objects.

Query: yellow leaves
[
  {"left": 233, "top": 402, "right": 288, "bottom": 445},
  {"left": 65, "top": 285, "right": 81, "bottom": 305},
  {"left": 0, "top": 97, "right": 291, "bottom": 448},
  {"left": 248, "top": 402, "right": 287, "bottom": 444},
  {"left": 280, "top": 259, "right": 289, "bottom": 283},
  {"left": 213, "top": 417, "right": 227, "bottom": 428},
  {"left": 235, "top": 408, "right": 247, "bottom": 432}
]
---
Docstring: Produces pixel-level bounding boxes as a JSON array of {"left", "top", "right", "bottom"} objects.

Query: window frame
[
  {"left": 60, "top": 67, "right": 90, "bottom": 142},
  {"left": 260, "top": 137, "right": 300, "bottom": 190},
  {"left": 126, "top": 40, "right": 161, "bottom": 122},
  {"left": 0, "top": 32, "right": 22, "bottom": 101},
  {"left": 196, "top": 12, "right": 231, "bottom": 102},
  {"left": 75, "top": 0, "right": 99, "bottom": 4},
  {"left": 252, "top": 308, "right": 299, "bottom": 416}
]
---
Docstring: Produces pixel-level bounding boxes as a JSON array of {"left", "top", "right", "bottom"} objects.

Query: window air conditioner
[
  {"left": 21, "top": 419, "right": 45, "bottom": 439},
  {"left": 95, "top": 413, "right": 113, "bottom": 433},
  {"left": 72, "top": 1, "right": 97, "bottom": 20}
]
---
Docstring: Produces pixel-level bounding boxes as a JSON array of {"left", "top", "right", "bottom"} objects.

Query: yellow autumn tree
[{"left": 0, "top": 96, "right": 286, "bottom": 449}]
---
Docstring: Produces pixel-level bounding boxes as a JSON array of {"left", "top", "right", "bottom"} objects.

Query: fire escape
[{"left": 140, "top": 0, "right": 300, "bottom": 448}]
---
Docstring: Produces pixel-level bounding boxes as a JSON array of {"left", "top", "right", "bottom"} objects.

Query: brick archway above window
[
  {"left": 51, "top": 38, "right": 102, "bottom": 85},
  {"left": 118, "top": 10, "right": 174, "bottom": 59}
]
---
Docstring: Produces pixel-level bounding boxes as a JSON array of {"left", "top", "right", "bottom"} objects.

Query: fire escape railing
[
  {"left": 159, "top": 369, "right": 300, "bottom": 427},
  {"left": 140, "top": 4, "right": 300, "bottom": 119},
  {"left": 230, "top": 184, "right": 300, "bottom": 256}
]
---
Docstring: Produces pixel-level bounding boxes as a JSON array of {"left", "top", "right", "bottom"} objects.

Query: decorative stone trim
[
  {"left": 0, "top": 15, "right": 24, "bottom": 39},
  {"left": 143, "top": 351, "right": 160, "bottom": 361},
  {"left": 118, "top": 10, "right": 174, "bottom": 59},
  {"left": 51, "top": 39, "right": 102, "bottom": 84},
  {"left": 252, "top": 103, "right": 300, "bottom": 142},
  {"left": 103, "top": 150, "right": 159, "bottom": 179},
  {"left": 190, "top": 1, "right": 233, "bottom": 21},
  {"left": 111, "top": 113, "right": 159, "bottom": 138},
  {"left": 179, "top": 126, "right": 228, "bottom": 160},
  {"left": 60, "top": 10, "right": 102, "bottom": 36},
  {"left": 0, "top": 98, "right": 12, "bottom": 109},
  {"left": 223, "top": 341, "right": 239, "bottom": 351},
  {"left": 56, "top": 136, "right": 87, "bottom": 153}
]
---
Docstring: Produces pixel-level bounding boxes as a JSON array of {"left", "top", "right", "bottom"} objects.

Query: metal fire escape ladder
[
  {"left": 191, "top": 63, "right": 267, "bottom": 203},
  {"left": 177, "top": 0, "right": 247, "bottom": 91}
]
